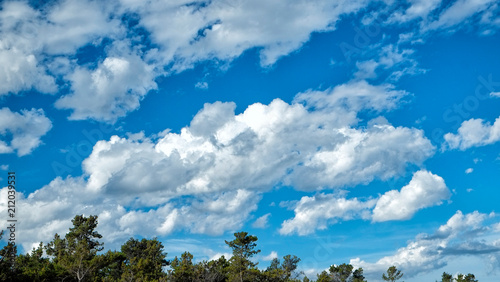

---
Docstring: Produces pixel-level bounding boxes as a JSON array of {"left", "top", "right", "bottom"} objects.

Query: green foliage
[
  {"left": 192, "top": 255, "right": 230, "bottom": 282},
  {"left": 120, "top": 237, "right": 167, "bottom": 281},
  {"left": 317, "top": 270, "right": 332, "bottom": 282},
  {"left": 352, "top": 267, "right": 367, "bottom": 282},
  {"left": 16, "top": 243, "right": 62, "bottom": 281},
  {"left": 456, "top": 273, "right": 478, "bottom": 282},
  {"left": 170, "top": 251, "right": 196, "bottom": 281},
  {"left": 0, "top": 240, "right": 17, "bottom": 281},
  {"left": 313, "top": 263, "right": 366, "bottom": 282},
  {"left": 263, "top": 254, "right": 302, "bottom": 281},
  {"left": 382, "top": 266, "right": 403, "bottom": 282},
  {"left": 441, "top": 272, "right": 453, "bottom": 282},
  {"left": 93, "top": 250, "right": 125, "bottom": 281},
  {"left": 330, "top": 263, "right": 353, "bottom": 282}
]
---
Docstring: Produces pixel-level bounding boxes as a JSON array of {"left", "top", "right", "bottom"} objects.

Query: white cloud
[
  {"left": 0, "top": 46, "right": 57, "bottom": 95},
  {"left": 354, "top": 60, "right": 378, "bottom": 80},
  {"left": 195, "top": 81, "right": 209, "bottom": 90},
  {"left": 0, "top": 2, "right": 56, "bottom": 95},
  {"left": 280, "top": 193, "right": 376, "bottom": 236},
  {"left": 387, "top": 0, "right": 442, "bottom": 23},
  {"left": 280, "top": 170, "right": 449, "bottom": 235},
  {"left": 353, "top": 44, "right": 424, "bottom": 81},
  {"left": 0, "top": 108, "right": 52, "bottom": 156},
  {"left": 252, "top": 213, "right": 271, "bottom": 229},
  {"left": 491, "top": 92, "right": 500, "bottom": 97},
  {"left": 55, "top": 53, "right": 158, "bottom": 123},
  {"left": 262, "top": 251, "right": 279, "bottom": 261},
  {"left": 209, "top": 252, "right": 233, "bottom": 261},
  {"left": 40, "top": 0, "right": 122, "bottom": 55},
  {"left": 443, "top": 117, "right": 500, "bottom": 150},
  {"left": 294, "top": 80, "right": 409, "bottom": 114},
  {"left": 426, "top": 0, "right": 496, "bottom": 30},
  {"left": 465, "top": 168, "right": 474, "bottom": 174},
  {"left": 372, "top": 170, "right": 450, "bottom": 222},
  {"left": 352, "top": 210, "right": 500, "bottom": 279},
  {"left": 0, "top": 0, "right": 122, "bottom": 97}
]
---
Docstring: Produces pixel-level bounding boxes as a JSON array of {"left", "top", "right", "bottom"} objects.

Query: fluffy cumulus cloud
[
  {"left": 280, "top": 170, "right": 449, "bottom": 235},
  {"left": 351, "top": 210, "right": 500, "bottom": 279},
  {"left": 81, "top": 81, "right": 433, "bottom": 199},
  {"left": 443, "top": 117, "right": 500, "bottom": 150},
  {"left": 372, "top": 170, "right": 450, "bottom": 222},
  {"left": 0, "top": 108, "right": 52, "bottom": 156},
  {"left": 280, "top": 193, "right": 376, "bottom": 236},
  {"left": 55, "top": 53, "right": 158, "bottom": 123},
  {"left": 7, "top": 81, "right": 437, "bottom": 249},
  {"left": 0, "top": 177, "right": 259, "bottom": 252},
  {"left": 0, "top": 2, "right": 57, "bottom": 95}
]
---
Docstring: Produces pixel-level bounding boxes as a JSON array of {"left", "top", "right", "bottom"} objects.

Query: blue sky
[{"left": 1, "top": 0, "right": 500, "bottom": 281}]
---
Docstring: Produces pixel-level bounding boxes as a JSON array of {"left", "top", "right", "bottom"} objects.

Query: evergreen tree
[
  {"left": 382, "top": 266, "right": 403, "bottom": 282},
  {"left": 170, "top": 251, "right": 196, "bottom": 281},
  {"left": 94, "top": 250, "right": 126, "bottom": 281},
  {"left": 46, "top": 215, "right": 104, "bottom": 282},
  {"left": 192, "top": 256, "right": 230, "bottom": 282},
  {"left": 225, "top": 231, "right": 261, "bottom": 282},
  {"left": 16, "top": 242, "right": 63, "bottom": 281},
  {"left": 317, "top": 270, "right": 332, "bottom": 282},
  {"left": 441, "top": 272, "right": 453, "bottom": 282},
  {"left": 330, "top": 263, "right": 353, "bottom": 282},
  {"left": 263, "top": 254, "right": 302, "bottom": 281},
  {"left": 352, "top": 267, "right": 367, "bottom": 282},
  {"left": 456, "top": 273, "right": 478, "bottom": 282},
  {"left": 120, "top": 237, "right": 167, "bottom": 281},
  {"left": 0, "top": 231, "right": 17, "bottom": 281}
]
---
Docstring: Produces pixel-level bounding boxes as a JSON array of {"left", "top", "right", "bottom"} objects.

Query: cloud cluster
[
  {"left": 121, "top": 0, "right": 368, "bottom": 69},
  {"left": 0, "top": 108, "right": 52, "bottom": 156},
  {"left": 2, "top": 81, "right": 437, "bottom": 250},
  {"left": 351, "top": 210, "right": 500, "bottom": 279},
  {"left": 0, "top": 0, "right": 369, "bottom": 122},
  {"left": 1, "top": 0, "right": 498, "bottom": 123},
  {"left": 280, "top": 170, "right": 450, "bottom": 235}
]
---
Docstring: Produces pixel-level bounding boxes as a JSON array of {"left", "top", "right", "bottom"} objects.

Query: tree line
[{"left": 0, "top": 215, "right": 478, "bottom": 281}]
